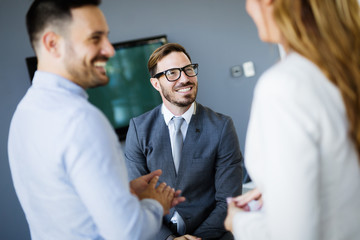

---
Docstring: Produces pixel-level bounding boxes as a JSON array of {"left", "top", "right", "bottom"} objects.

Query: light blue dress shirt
[{"left": 8, "top": 71, "right": 163, "bottom": 240}]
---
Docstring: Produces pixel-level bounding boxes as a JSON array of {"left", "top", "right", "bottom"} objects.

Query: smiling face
[
  {"left": 61, "top": 6, "right": 115, "bottom": 89},
  {"left": 150, "top": 51, "right": 198, "bottom": 115}
]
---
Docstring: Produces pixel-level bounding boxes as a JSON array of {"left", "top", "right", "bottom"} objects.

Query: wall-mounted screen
[{"left": 25, "top": 35, "right": 167, "bottom": 140}]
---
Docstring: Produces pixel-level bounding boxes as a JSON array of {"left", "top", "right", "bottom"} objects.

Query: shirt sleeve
[
  {"left": 63, "top": 108, "right": 163, "bottom": 240},
  {"left": 233, "top": 69, "right": 321, "bottom": 240}
]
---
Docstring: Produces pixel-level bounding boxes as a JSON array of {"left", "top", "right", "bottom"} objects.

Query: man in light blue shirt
[{"left": 8, "top": 1, "right": 184, "bottom": 239}]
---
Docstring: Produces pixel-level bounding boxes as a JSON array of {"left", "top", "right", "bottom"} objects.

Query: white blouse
[{"left": 233, "top": 52, "right": 360, "bottom": 240}]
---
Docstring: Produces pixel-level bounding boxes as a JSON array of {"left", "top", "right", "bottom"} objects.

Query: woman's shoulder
[{"left": 256, "top": 52, "right": 331, "bottom": 97}]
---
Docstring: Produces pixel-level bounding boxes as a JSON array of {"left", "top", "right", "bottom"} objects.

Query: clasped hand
[
  {"left": 174, "top": 234, "right": 201, "bottom": 240},
  {"left": 224, "top": 188, "right": 263, "bottom": 232},
  {"left": 130, "top": 169, "right": 186, "bottom": 215}
]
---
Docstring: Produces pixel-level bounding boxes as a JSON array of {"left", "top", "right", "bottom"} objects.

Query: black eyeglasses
[{"left": 153, "top": 63, "right": 199, "bottom": 82}]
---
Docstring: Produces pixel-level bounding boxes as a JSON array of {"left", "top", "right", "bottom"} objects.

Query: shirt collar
[
  {"left": 162, "top": 102, "right": 195, "bottom": 126},
  {"left": 32, "top": 71, "right": 89, "bottom": 99}
]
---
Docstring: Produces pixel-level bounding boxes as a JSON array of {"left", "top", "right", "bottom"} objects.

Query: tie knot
[{"left": 173, "top": 117, "right": 184, "bottom": 131}]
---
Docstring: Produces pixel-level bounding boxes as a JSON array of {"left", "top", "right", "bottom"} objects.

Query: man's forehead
[{"left": 157, "top": 52, "right": 191, "bottom": 70}]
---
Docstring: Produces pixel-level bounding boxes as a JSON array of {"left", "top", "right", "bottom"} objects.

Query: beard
[
  {"left": 64, "top": 43, "right": 109, "bottom": 89},
  {"left": 160, "top": 82, "right": 197, "bottom": 107}
]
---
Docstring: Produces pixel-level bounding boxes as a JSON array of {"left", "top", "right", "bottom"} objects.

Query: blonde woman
[{"left": 225, "top": 0, "right": 360, "bottom": 240}]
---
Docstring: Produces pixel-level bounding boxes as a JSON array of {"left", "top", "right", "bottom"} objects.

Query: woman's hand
[
  {"left": 228, "top": 187, "right": 263, "bottom": 211},
  {"left": 224, "top": 201, "right": 243, "bottom": 232},
  {"left": 175, "top": 234, "right": 201, "bottom": 240},
  {"left": 225, "top": 187, "right": 263, "bottom": 232}
]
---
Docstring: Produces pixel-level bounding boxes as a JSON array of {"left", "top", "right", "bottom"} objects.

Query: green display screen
[{"left": 86, "top": 35, "right": 167, "bottom": 139}]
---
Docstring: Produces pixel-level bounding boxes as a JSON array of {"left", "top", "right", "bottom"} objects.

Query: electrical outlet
[{"left": 231, "top": 65, "right": 242, "bottom": 77}]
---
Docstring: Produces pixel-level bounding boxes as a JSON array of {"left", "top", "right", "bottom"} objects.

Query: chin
[
  {"left": 258, "top": 34, "right": 269, "bottom": 42},
  {"left": 176, "top": 98, "right": 195, "bottom": 108},
  {"left": 89, "top": 79, "right": 109, "bottom": 89},
  {"left": 98, "top": 76, "right": 110, "bottom": 85}
]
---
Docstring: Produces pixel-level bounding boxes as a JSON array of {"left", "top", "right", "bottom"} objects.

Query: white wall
[{"left": 0, "top": 0, "right": 278, "bottom": 238}]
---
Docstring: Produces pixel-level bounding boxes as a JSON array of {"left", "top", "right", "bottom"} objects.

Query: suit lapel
[
  {"left": 176, "top": 103, "right": 203, "bottom": 183},
  {"left": 153, "top": 108, "right": 178, "bottom": 184}
]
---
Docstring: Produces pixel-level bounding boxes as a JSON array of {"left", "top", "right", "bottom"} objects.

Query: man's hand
[
  {"left": 174, "top": 234, "right": 201, "bottom": 240},
  {"left": 137, "top": 175, "right": 174, "bottom": 215},
  {"left": 129, "top": 169, "right": 162, "bottom": 196},
  {"left": 130, "top": 169, "right": 186, "bottom": 211},
  {"left": 172, "top": 190, "right": 186, "bottom": 208}
]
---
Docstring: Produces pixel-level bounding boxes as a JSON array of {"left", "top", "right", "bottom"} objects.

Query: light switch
[
  {"left": 243, "top": 61, "right": 255, "bottom": 77},
  {"left": 231, "top": 65, "right": 242, "bottom": 78}
]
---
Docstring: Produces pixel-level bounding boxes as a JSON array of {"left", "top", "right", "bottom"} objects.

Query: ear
[
  {"left": 150, "top": 77, "right": 161, "bottom": 92},
  {"left": 41, "top": 31, "right": 62, "bottom": 58}
]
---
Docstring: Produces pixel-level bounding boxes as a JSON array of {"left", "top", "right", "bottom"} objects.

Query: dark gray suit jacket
[{"left": 125, "top": 102, "right": 243, "bottom": 240}]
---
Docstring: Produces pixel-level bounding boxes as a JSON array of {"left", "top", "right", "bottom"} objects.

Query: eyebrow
[{"left": 90, "top": 30, "right": 110, "bottom": 37}]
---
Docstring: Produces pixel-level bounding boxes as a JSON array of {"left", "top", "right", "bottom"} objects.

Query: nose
[{"left": 101, "top": 38, "right": 115, "bottom": 58}]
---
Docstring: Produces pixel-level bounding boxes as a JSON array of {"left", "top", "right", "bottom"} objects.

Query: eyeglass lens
[{"left": 165, "top": 64, "right": 198, "bottom": 81}]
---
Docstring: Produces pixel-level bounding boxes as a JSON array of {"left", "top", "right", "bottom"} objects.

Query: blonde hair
[{"left": 273, "top": 0, "right": 360, "bottom": 161}]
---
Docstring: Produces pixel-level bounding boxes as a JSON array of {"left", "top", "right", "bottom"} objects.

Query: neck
[{"left": 164, "top": 102, "right": 192, "bottom": 116}]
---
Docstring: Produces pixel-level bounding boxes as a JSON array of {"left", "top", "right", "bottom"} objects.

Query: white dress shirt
[
  {"left": 162, "top": 102, "right": 195, "bottom": 156},
  {"left": 233, "top": 52, "right": 360, "bottom": 240},
  {"left": 8, "top": 71, "right": 163, "bottom": 240}
]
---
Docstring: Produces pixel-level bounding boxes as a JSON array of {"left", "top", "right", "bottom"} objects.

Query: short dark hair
[
  {"left": 148, "top": 43, "right": 192, "bottom": 78},
  {"left": 26, "top": 0, "right": 101, "bottom": 51}
]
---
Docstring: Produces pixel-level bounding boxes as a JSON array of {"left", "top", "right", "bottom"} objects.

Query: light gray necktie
[
  {"left": 171, "top": 117, "right": 186, "bottom": 235},
  {"left": 173, "top": 116, "right": 184, "bottom": 173}
]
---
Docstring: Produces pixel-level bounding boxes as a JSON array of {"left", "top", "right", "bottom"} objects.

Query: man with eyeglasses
[{"left": 125, "top": 43, "right": 243, "bottom": 240}]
